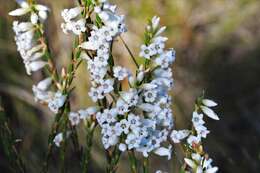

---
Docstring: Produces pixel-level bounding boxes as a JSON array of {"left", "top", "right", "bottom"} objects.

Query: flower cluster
[
  {"left": 32, "top": 80, "right": 66, "bottom": 114},
  {"left": 10, "top": 2, "right": 66, "bottom": 113},
  {"left": 61, "top": 7, "right": 86, "bottom": 35},
  {"left": 170, "top": 98, "right": 219, "bottom": 173},
  {"left": 9, "top": 1, "right": 49, "bottom": 75},
  {"left": 79, "top": 2, "right": 127, "bottom": 102},
  {"left": 10, "top": 0, "right": 221, "bottom": 172},
  {"left": 79, "top": 6, "right": 175, "bottom": 158},
  {"left": 184, "top": 153, "right": 218, "bottom": 173}
]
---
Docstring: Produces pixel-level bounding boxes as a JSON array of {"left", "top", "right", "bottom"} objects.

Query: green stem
[
  {"left": 128, "top": 150, "right": 138, "bottom": 173},
  {"left": 82, "top": 122, "right": 96, "bottom": 173},
  {"left": 0, "top": 114, "right": 26, "bottom": 173},
  {"left": 142, "top": 157, "right": 149, "bottom": 173},
  {"left": 59, "top": 102, "right": 70, "bottom": 173},
  {"left": 106, "top": 147, "right": 122, "bottom": 173}
]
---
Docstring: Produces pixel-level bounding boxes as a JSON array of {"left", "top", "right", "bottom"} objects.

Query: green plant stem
[
  {"left": 106, "top": 147, "right": 122, "bottom": 173},
  {"left": 143, "top": 157, "right": 149, "bottom": 173},
  {"left": 128, "top": 150, "right": 138, "bottom": 173},
  {"left": 82, "top": 122, "right": 96, "bottom": 173},
  {"left": 59, "top": 102, "right": 71, "bottom": 173},
  {"left": 0, "top": 114, "right": 26, "bottom": 173}
]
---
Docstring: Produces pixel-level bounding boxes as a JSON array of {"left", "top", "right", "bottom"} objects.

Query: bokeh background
[{"left": 1, "top": 0, "right": 260, "bottom": 172}]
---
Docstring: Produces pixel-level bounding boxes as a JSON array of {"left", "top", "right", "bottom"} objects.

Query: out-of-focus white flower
[
  {"left": 151, "top": 16, "right": 160, "bottom": 29},
  {"left": 184, "top": 153, "right": 219, "bottom": 173},
  {"left": 155, "top": 170, "right": 168, "bottom": 173},
  {"left": 53, "top": 133, "right": 63, "bottom": 147},
  {"left": 69, "top": 112, "right": 80, "bottom": 126},
  {"left": 48, "top": 91, "right": 66, "bottom": 113},
  {"left": 25, "top": 60, "right": 47, "bottom": 75},
  {"left": 119, "top": 143, "right": 127, "bottom": 152},
  {"left": 36, "top": 77, "right": 52, "bottom": 91},
  {"left": 30, "top": 13, "right": 39, "bottom": 24}
]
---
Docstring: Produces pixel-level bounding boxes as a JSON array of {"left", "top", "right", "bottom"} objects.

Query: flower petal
[
  {"left": 202, "top": 99, "right": 218, "bottom": 107},
  {"left": 9, "top": 8, "right": 30, "bottom": 16},
  {"left": 184, "top": 158, "right": 196, "bottom": 168},
  {"left": 201, "top": 106, "right": 220, "bottom": 120}
]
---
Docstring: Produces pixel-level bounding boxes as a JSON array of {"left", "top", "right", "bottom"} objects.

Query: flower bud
[
  {"left": 38, "top": 10, "right": 48, "bottom": 21},
  {"left": 61, "top": 67, "right": 67, "bottom": 78},
  {"left": 128, "top": 76, "right": 136, "bottom": 86},
  {"left": 137, "top": 71, "right": 144, "bottom": 82},
  {"left": 9, "top": 8, "right": 30, "bottom": 16},
  {"left": 30, "top": 13, "right": 39, "bottom": 24}
]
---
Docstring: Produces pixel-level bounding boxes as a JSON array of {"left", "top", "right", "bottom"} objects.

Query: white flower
[
  {"left": 61, "top": 7, "right": 82, "bottom": 22},
  {"left": 187, "top": 135, "right": 201, "bottom": 146},
  {"left": 154, "top": 145, "right": 172, "bottom": 160},
  {"left": 32, "top": 85, "right": 52, "bottom": 102},
  {"left": 170, "top": 130, "right": 190, "bottom": 143},
  {"left": 125, "top": 133, "right": 140, "bottom": 150},
  {"left": 143, "top": 89, "right": 157, "bottom": 103},
  {"left": 35, "top": 78, "right": 52, "bottom": 91},
  {"left": 128, "top": 113, "right": 141, "bottom": 130},
  {"left": 119, "top": 143, "right": 127, "bottom": 152},
  {"left": 94, "top": 54, "right": 109, "bottom": 67},
  {"left": 100, "top": 26, "right": 114, "bottom": 41},
  {"left": 88, "top": 87, "right": 104, "bottom": 102},
  {"left": 53, "top": 133, "right": 63, "bottom": 147},
  {"left": 155, "top": 170, "right": 168, "bottom": 173},
  {"left": 48, "top": 91, "right": 66, "bottom": 113},
  {"left": 139, "top": 44, "right": 156, "bottom": 59},
  {"left": 192, "top": 112, "right": 205, "bottom": 126},
  {"left": 118, "top": 119, "right": 130, "bottom": 134},
  {"left": 120, "top": 89, "right": 139, "bottom": 107},
  {"left": 116, "top": 99, "right": 129, "bottom": 114},
  {"left": 184, "top": 154, "right": 219, "bottom": 173},
  {"left": 113, "top": 66, "right": 128, "bottom": 81},
  {"left": 69, "top": 112, "right": 80, "bottom": 126},
  {"left": 151, "top": 37, "right": 166, "bottom": 54},
  {"left": 200, "top": 106, "right": 219, "bottom": 120},
  {"left": 195, "top": 124, "right": 210, "bottom": 138},
  {"left": 100, "top": 79, "right": 114, "bottom": 94},
  {"left": 71, "top": 19, "right": 86, "bottom": 35},
  {"left": 25, "top": 60, "right": 47, "bottom": 75}
]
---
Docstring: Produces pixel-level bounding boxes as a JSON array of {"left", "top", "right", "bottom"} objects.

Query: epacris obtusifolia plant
[{"left": 9, "top": 0, "right": 220, "bottom": 172}]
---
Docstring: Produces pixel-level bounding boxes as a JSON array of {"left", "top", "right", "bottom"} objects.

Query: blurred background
[{"left": 1, "top": 0, "right": 260, "bottom": 172}]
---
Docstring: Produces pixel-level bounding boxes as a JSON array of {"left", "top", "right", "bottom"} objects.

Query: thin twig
[{"left": 119, "top": 36, "right": 139, "bottom": 68}]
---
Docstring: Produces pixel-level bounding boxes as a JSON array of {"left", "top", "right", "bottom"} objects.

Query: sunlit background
[{"left": 1, "top": 0, "right": 260, "bottom": 172}]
